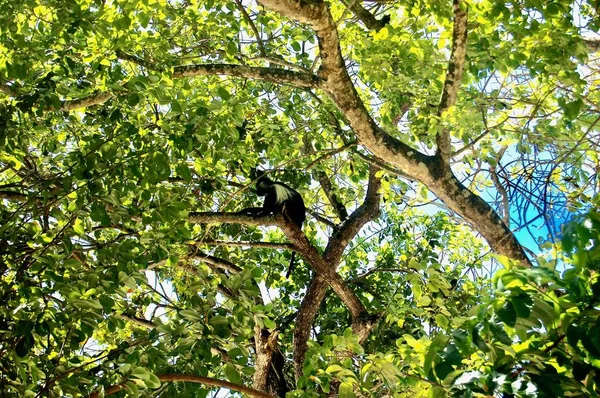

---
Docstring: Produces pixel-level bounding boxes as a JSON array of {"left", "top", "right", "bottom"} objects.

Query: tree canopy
[{"left": 1, "top": 0, "right": 600, "bottom": 396}]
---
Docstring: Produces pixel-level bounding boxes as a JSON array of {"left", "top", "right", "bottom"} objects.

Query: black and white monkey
[
  {"left": 243, "top": 170, "right": 306, "bottom": 227},
  {"left": 241, "top": 170, "right": 306, "bottom": 276}
]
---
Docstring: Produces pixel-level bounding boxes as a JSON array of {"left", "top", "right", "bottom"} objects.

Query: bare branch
[
  {"left": 0, "top": 191, "right": 30, "bottom": 201},
  {"left": 352, "top": 149, "right": 410, "bottom": 178},
  {"left": 490, "top": 147, "right": 510, "bottom": 225},
  {"left": 188, "top": 211, "right": 280, "bottom": 227},
  {"left": 305, "top": 141, "right": 357, "bottom": 170},
  {"left": 250, "top": 56, "right": 311, "bottom": 73},
  {"left": 307, "top": 209, "right": 337, "bottom": 227}
]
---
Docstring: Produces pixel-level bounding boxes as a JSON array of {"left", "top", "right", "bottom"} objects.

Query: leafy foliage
[{"left": 0, "top": 0, "right": 599, "bottom": 397}]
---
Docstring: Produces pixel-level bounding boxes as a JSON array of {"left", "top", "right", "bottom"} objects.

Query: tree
[{"left": 1, "top": 0, "right": 599, "bottom": 396}]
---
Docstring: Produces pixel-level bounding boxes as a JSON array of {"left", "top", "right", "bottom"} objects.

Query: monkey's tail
[{"left": 285, "top": 251, "right": 296, "bottom": 278}]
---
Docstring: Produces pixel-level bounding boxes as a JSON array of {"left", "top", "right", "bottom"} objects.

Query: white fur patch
[{"left": 274, "top": 184, "right": 294, "bottom": 203}]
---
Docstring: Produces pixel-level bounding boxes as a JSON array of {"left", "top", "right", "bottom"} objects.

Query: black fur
[
  {"left": 254, "top": 175, "right": 306, "bottom": 227},
  {"left": 240, "top": 172, "right": 306, "bottom": 278}
]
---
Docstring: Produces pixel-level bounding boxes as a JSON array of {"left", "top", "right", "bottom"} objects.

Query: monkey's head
[{"left": 256, "top": 176, "right": 274, "bottom": 196}]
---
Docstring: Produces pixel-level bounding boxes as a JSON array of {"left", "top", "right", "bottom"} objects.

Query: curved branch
[
  {"left": 194, "top": 250, "right": 243, "bottom": 273},
  {"left": 188, "top": 211, "right": 280, "bottom": 227},
  {"left": 0, "top": 191, "right": 30, "bottom": 201},
  {"left": 118, "top": 314, "right": 155, "bottom": 329},
  {"left": 436, "top": 0, "right": 468, "bottom": 162},
  {"left": 234, "top": 0, "right": 266, "bottom": 56},
  {"left": 199, "top": 239, "right": 297, "bottom": 251},
  {"left": 172, "top": 64, "right": 321, "bottom": 89},
  {"left": 60, "top": 91, "right": 114, "bottom": 111},
  {"left": 190, "top": 211, "right": 367, "bottom": 319},
  {"left": 89, "top": 374, "right": 275, "bottom": 398},
  {"left": 293, "top": 166, "right": 382, "bottom": 377},
  {"left": 584, "top": 39, "right": 600, "bottom": 52},
  {"left": 305, "top": 141, "right": 357, "bottom": 170},
  {"left": 258, "top": 0, "right": 531, "bottom": 267},
  {"left": 323, "top": 166, "right": 382, "bottom": 264}
]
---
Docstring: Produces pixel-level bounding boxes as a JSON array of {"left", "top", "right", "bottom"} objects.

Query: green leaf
[
  {"left": 497, "top": 300, "right": 516, "bottom": 327},
  {"left": 326, "top": 364, "right": 343, "bottom": 374},
  {"left": 226, "top": 41, "right": 238, "bottom": 57},
  {"left": 73, "top": 299, "right": 103, "bottom": 310},
  {"left": 489, "top": 322, "right": 512, "bottom": 345},
  {"left": 511, "top": 294, "right": 532, "bottom": 318},
  {"left": 73, "top": 218, "right": 85, "bottom": 236},
  {"left": 339, "top": 382, "right": 356, "bottom": 398},
  {"left": 429, "top": 386, "right": 446, "bottom": 398},
  {"left": 131, "top": 367, "right": 151, "bottom": 381},
  {"left": 217, "top": 87, "right": 231, "bottom": 101},
  {"left": 180, "top": 309, "right": 201, "bottom": 321},
  {"left": 435, "top": 314, "right": 449, "bottom": 329},
  {"left": 563, "top": 99, "right": 583, "bottom": 120},
  {"left": 224, "top": 363, "right": 242, "bottom": 384},
  {"left": 176, "top": 164, "right": 192, "bottom": 182},
  {"left": 424, "top": 334, "right": 449, "bottom": 378},
  {"left": 209, "top": 316, "right": 229, "bottom": 325}
]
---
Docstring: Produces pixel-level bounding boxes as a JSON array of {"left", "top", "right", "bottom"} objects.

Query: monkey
[
  {"left": 240, "top": 170, "right": 306, "bottom": 277},
  {"left": 255, "top": 173, "right": 306, "bottom": 227}
]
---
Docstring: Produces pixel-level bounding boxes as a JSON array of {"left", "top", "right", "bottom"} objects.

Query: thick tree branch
[
  {"left": 258, "top": 0, "right": 531, "bottom": 267},
  {"left": 436, "top": 0, "right": 468, "bottom": 162},
  {"left": 292, "top": 274, "right": 328, "bottom": 377},
  {"left": 324, "top": 166, "right": 381, "bottom": 264},
  {"left": 188, "top": 211, "right": 280, "bottom": 227},
  {"left": 60, "top": 91, "right": 114, "bottom": 111},
  {"left": 189, "top": 211, "right": 367, "bottom": 320},
  {"left": 89, "top": 374, "right": 275, "bottom": 398},
  {"left": 253, "top": 326, "right": 279, "bottom": 391},
  {"left": 293, "top": 166, "right": 382, "bottom": 377},
  {"left": 278, "top": 221, "right": 367, "bottom": 320}
]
